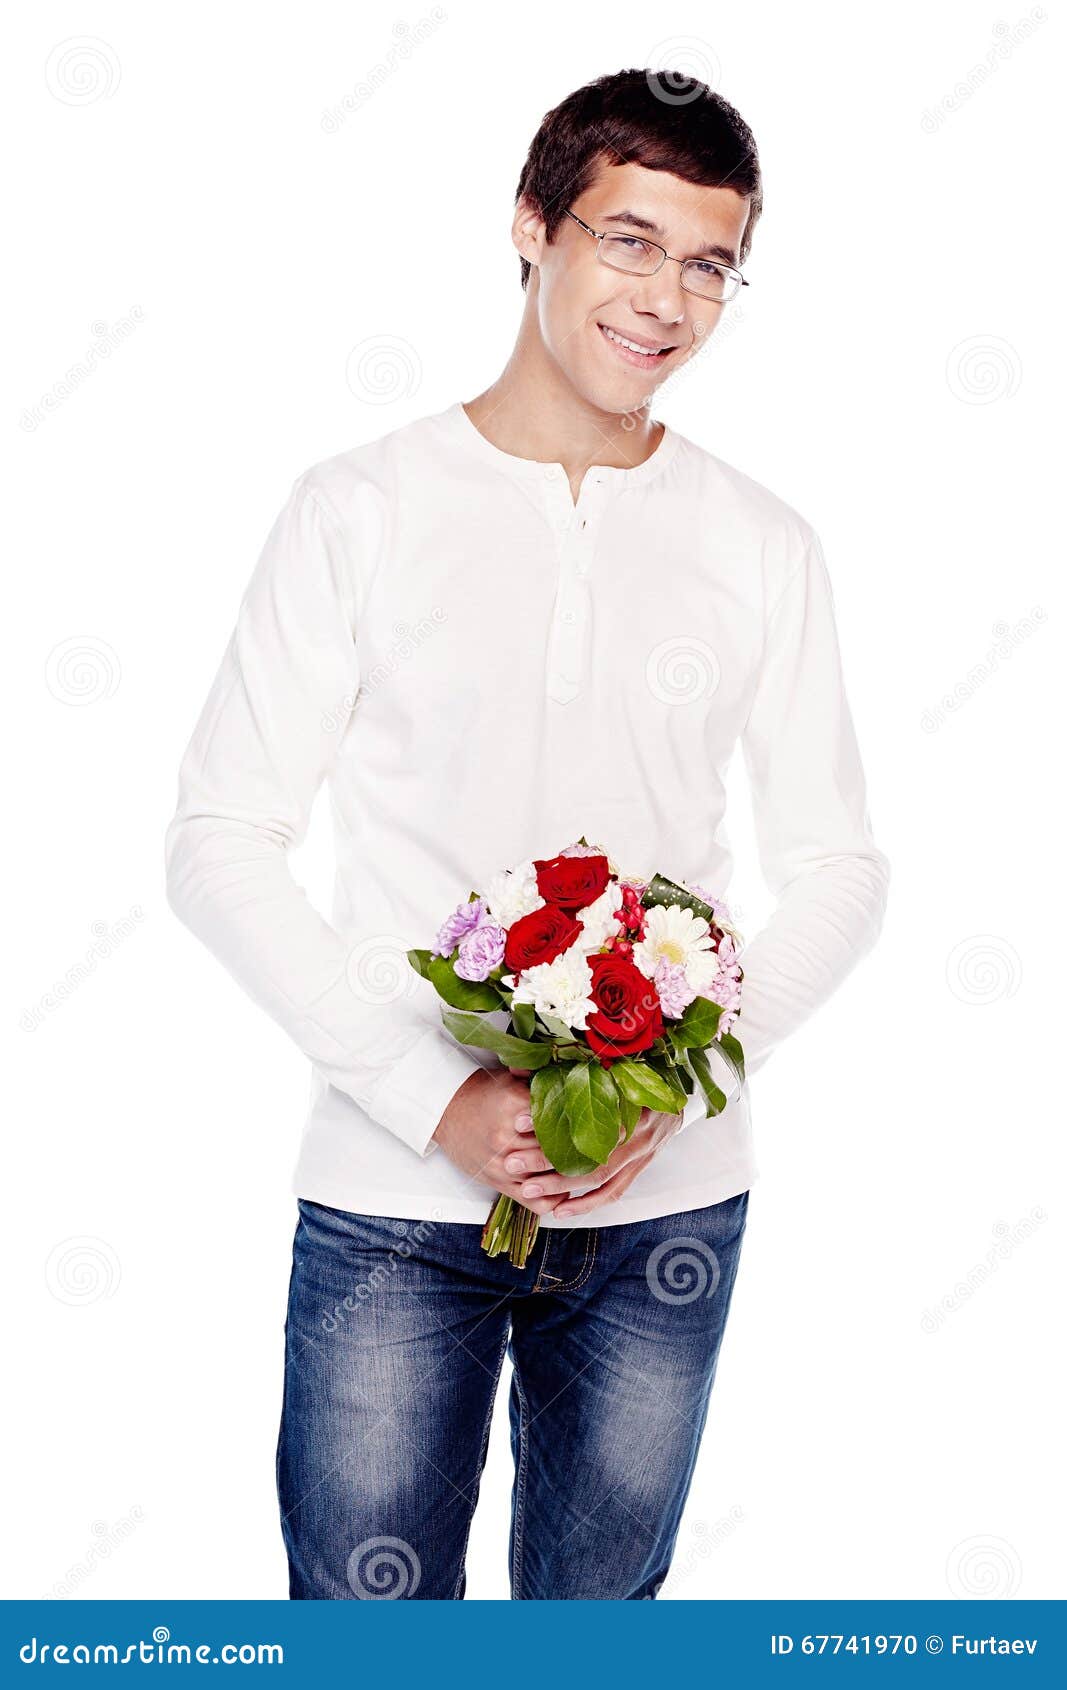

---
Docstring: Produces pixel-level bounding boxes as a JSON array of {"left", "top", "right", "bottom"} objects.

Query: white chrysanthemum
[
  {"left": 632, "top": 903, "right": 718, "bottom": 991},
  {"left": 576, "top": 882, "right": 624, "bottom": 950},
  {"left": 510, "top": 945, "right": 596, "bottom": 1031},
  {"left": 482, "top": 858, "right": 543, "bottom": 930}
]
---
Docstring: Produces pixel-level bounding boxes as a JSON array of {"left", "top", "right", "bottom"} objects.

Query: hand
[
  {"left": 431, "top": 1068, "right": 573, "bottom": 1217},
  {"left": 515, "top": 1104, "right": 683, "bottom": 1219}
]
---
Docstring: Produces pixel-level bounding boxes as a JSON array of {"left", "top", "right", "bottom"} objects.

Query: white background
[{"left": 5, "top": 0, "right": 1061, "bottom": 1601}]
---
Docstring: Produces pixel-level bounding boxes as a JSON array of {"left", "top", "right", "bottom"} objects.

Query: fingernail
[
  {"left": 516, "top": 1112, "right": 532, "bottom": 1128},
  {"left": 522, "top": 1183, "right": 543, "bottom": 1197},
  {"left": 505, "top": 1156, "right": 523, "bottom": 1173}
]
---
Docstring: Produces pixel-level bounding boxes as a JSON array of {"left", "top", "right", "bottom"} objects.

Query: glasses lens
[
  {"left": 682, "top": 262, "right": 739, "bottom": 302},
  {"left": 599, "top": 234, "right": 662, "bottom": 275}
]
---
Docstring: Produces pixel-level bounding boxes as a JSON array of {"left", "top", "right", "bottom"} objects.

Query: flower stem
[{"left": 481, "top": 1195, "right": 541, "bottom": 1269}]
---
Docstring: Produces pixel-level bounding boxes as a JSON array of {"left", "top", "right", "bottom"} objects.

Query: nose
[{"left": 630, "top": 260, "right": 687, "bottom": 327}]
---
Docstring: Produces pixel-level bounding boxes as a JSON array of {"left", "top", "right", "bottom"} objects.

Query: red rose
[
  {"left": 584, "top": 953, "right": 664, "bottom": 1067},
  {"left": 504, "top": 904, "right": 583, "bottom": 973},
  {"left": 533, "top": 852, "right": 610, "bottom": 912}
]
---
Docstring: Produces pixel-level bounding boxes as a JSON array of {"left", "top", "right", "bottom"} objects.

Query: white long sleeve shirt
[{"left": 164, "top": 400, "right": 890, "bottom": 1227}]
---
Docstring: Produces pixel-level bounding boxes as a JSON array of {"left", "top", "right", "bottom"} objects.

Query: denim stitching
[
  {"left": 509, "top": 1356, "right": 533, "bottom": 1599},
  {"left": 544, "top": 1227, "right": 598, "bottom": 1293},
  {"left": 531, "top": 1229, "right": 557, "bottom": 1293},
  {"left": 452, "top": 1321, "right": 510, "bottom": 1600}
]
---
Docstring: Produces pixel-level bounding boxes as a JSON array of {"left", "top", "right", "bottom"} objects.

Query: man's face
[{"left": 516, "top": 158, "right": 751, "bottom": 418}]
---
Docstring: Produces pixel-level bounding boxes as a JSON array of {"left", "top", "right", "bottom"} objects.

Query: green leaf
[
  {"left": 440, "top": 1009, "right": 551, "bottom": 1068},
  {"left": 510, "top": 1000, "right": 536, "bottom": 1041},
  {"left": 687, "top": 1045, "right": 728, "bottom": 1119},
  {"left": 427, "top": 955, "right": 503, "bottom": 1011},
  {"left": 407, "top": 947, "right": 434, "bottom": 981},
  {"left": 616, "top": 1089, "right": 642, "bottom": 1138},
  {"left": 640, "top": 873, "right": 717, "bottom": 928},
  {"left": 718, "top": 1031, "right": 746, "bottom": 1087},
  {"left": 530, "top": 1067, "right": 599, "bottom": 1177},
  {"left": 564, "top": 1061, "right": 622, "bottom": 1164},
  {"left": 669, "top": 995, "right": 723, "bottom": 1048},
  {"left": 537, "top": 1012, "right": 574, "bottom": 1041},
  {"left": 644, "top": 1053, "right": 689, "bottom": 1108},
  {"left": 609, "top": 1058, "right": 681, "bottom": 1113}
]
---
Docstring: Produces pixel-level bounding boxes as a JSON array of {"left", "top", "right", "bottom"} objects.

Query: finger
[
  {"left": 506, "top": 1065, "right": 534, "bottom": 1077},
  {"left": 501, "top": 1147, "right": 553, "bottom": 1178},
  {"left": 502, "top": 1182, "right": 572, "bottom": 1217},
  {"left": 512, "top": 1106, "right": 536, "bottom": 1135},
  {"left": 516, "top": 1171, "right": 578, "bottom": 1199},
  {"left": 517, "top": 1155, "right": 633, "bottom": 1199},
  {"left": 552, "top": 1158, "right": 648, "bottom": 1218}
]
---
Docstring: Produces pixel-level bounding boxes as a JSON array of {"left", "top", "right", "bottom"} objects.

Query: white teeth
[{"left": 601, "top": 325, "right": 667, "bottom": 357}]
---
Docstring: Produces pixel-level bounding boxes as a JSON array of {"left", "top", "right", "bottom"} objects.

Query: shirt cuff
[{"left": 364, "top": 1025, "right": 485, "bottom": 1158}]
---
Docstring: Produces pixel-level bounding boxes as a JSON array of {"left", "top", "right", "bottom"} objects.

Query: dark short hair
[{"left": 514, "top": 67, "right": 762, "bottom": 290}]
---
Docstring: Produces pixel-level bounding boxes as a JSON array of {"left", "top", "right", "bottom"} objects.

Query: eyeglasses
[{"left": 562, "top": 208, "right": 748, "bottom": 304}]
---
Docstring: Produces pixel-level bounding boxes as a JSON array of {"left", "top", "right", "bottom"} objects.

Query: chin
[{"left": 571, "top": 371, "right": 659, "bottom": 422}]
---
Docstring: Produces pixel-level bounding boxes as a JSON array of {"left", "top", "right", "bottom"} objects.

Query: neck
[{"left": 462, "top": 287, "right": 665, "bottom": 486}]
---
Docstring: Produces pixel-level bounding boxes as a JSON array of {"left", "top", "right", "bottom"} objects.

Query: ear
[{"left": 511, "top": 195, "right": 546, "bottom": 272}]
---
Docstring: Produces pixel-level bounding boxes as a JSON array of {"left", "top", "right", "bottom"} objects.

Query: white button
[{"left": 562, "top": 610, "right": 576, "bottom": 623}]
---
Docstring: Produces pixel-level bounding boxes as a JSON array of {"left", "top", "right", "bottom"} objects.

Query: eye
[{"left": 688, "top": 261, "right": 724, "bottom": 279}]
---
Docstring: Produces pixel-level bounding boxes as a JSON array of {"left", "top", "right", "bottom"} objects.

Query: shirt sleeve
[
  {"left": 163, "top": 472, "right": 485, "bottom": 1158},
  {"left": 672, "top": 526, "right": 889, "bottom": 1136},
  {"left": 721, "top": 527, "right": 891, "bottom": 1090}
]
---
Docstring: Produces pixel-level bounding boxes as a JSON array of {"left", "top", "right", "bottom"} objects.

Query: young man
[{"left": 165, "top": 69, "right": 889, "bottom": 1600}]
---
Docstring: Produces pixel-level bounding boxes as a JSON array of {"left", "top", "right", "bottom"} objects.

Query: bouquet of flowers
[{"left": 408, "top": 839, "right": 745, "bottom": 1268}]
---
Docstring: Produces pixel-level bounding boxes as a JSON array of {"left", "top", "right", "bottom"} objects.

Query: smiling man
[{"left": 165, "top": 68, "right": 890, "bottom": 1600}]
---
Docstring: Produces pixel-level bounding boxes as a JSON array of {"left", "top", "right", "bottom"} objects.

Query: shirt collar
[{"left": 437, "top": 399, "right": 682, "bottom": 490}]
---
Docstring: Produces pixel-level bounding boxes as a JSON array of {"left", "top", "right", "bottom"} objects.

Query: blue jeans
[{"left": 276, "top": 1191, "right": 749, "bottom": 1599}]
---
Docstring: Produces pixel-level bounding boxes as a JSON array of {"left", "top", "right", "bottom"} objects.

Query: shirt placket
[{"left": 542, "top": 467, "right": 611, "bottom": 705}]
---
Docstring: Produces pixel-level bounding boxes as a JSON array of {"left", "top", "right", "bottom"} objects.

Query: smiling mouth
[{"left": 597, "top": 322, "right": 678, "bottom": 366}]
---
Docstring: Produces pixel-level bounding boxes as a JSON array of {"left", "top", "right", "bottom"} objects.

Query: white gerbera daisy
[
  {"left": 632, "top": 903, "right": 718, "bottom": 992},
  {"left": 510, "top": 945, "right": 596, "bottom": 1031},
  {"left": 482, "top": 858, "right": 543, "bottom": 930}
]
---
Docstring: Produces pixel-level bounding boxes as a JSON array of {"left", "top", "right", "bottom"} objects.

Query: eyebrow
[{"left": 598, "top": 209, "right": 739, "bottom": 267}]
